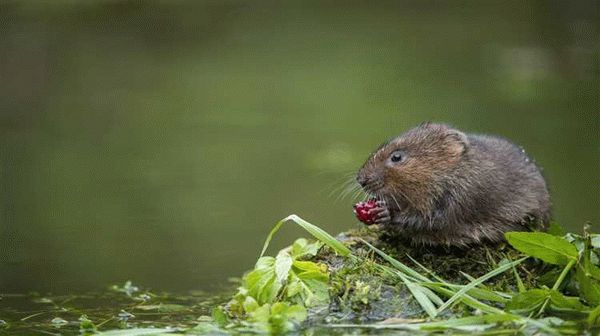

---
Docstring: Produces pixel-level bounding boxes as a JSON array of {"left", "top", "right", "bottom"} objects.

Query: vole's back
[{"left": 464, "top": 135, "right": 551, "bottom": 231}]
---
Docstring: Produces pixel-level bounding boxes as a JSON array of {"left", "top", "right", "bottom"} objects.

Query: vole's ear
[{"left": 445, "top": 130, "right": 469, "bottom": 156}]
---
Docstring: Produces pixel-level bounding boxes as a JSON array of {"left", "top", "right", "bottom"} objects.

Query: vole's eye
[{"left": 390, "top": 151, "right": 404, "bottom": 163}]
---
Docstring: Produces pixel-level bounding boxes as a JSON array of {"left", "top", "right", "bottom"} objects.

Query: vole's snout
[{"left": 356, "top": 174, "right": 369, "bottom": 188}]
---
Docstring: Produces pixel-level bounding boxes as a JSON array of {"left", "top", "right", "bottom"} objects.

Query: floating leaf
[
  {"left": 117, "top": 310, "right": 135, "bottom": 321},
  {"left": 79, "top": 315, "right": 97, "bottom": 334},
  {"left": 50, "top": 317, "right": 68, "bottom": 326},
  {"left": 134, "top": 304, "right": 188, "bottom": 312},
  {"left": 505, "top": 232, "right": 578, "bottom": 265},
  {"left": 110, "top": 281, "right": 140, "bottom": 297},
  {"left": 211, "top": 307, "right": 229, "bottom": 327}
]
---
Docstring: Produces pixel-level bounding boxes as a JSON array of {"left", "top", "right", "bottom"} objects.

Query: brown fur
[{"left": 357, "top": 123, "right": 552, "bottom": 246}]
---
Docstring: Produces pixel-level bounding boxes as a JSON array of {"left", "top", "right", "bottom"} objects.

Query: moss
[{"left": 313, "top": 225, "right": 543, "bottom": 322}]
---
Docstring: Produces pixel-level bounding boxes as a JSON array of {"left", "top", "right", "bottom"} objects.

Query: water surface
[{"left": 1, "top": 1, "right": 598, "bottom": 296}]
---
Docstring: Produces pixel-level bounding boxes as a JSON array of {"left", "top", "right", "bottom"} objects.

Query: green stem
[
  {"left": 536, "top": 259, "right": 576, "bottom": 317},
  {"left": 552, "top": 259, "right": 576, "bottom": 291}
]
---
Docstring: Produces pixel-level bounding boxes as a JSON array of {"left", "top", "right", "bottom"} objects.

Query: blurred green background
[{"left": 1, "top": 1, "right": 598, "bottom": 294}]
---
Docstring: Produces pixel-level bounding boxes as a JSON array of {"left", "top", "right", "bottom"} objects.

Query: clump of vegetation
[
  {"left": 204, "top": 215, "right": 599, "bottom": 335},
  {"left": 2, "top": 216, "right": 598, "bottom": 335}
]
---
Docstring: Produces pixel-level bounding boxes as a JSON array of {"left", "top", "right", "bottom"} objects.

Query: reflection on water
[{"left": 1, "top": 1, "right": 598, "bottom": 294}]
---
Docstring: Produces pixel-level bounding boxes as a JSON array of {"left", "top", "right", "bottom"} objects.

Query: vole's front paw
[{"left": 370, "top": 201, "right": 391, "bottom": 225}]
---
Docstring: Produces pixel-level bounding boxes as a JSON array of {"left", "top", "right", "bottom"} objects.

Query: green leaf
[
  {"left": 275, "top": 252, "right": 293, "bottom": 284},
  {"left": 211, "top": 307, "right": 229, "bottom": 327},
  {"left": 247, "top": 302, "right": 307, "bottom": 334},
  {"left": 78, "top": 315, "right": 97, "bottom": 334},
  {"left": 248, "top": 304, "right": 271, "bottom": 323},
  {"left": 506, "top": 289, "right": 548, "bottom": 313},
  {"left": 547, "top": 290, "right": 589, "bottom": 314},
  {"left": 577, "top": 265, "right": 600, "bottom": 306},
  {"left": 588, "top": 304, "right": 600, "bottom": 327},
  {"left": 287, "top": 260, "right": 329, "bottom": 306},
  {"left": 243, "top": 296, "right": 259, "bottom": 313},
  {"left": 507, "top": 288, "right": 590, "bottom": 316},
  {"left": 588, "top": 264, "right": 600, "bottom": 281},
  {"left": 505, "top": 232, "right": 578, "bottom": 265},
  {"left": 581, "top": 229, "right": 600, "bottom": 281},
  {"left": 291, "top": 238, "right": 322, "bottom": 259},
  {"left": 244, "top": 257, "right": 282, "bottom": 305},
  {"left": 284, "top": 304, "right": 308, "bottom": 322}
]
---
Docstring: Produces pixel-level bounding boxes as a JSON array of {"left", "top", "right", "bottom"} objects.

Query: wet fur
[{"left": 357, "top": 123, "right": 551, "bottom": 246}]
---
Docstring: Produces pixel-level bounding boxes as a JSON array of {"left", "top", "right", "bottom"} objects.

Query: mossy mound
[
  {"left": 216, "top": 216, "right": 598, "bottom": 335},
  {"left": 313, "top": 225, "right": 543, "bottom": 323}
]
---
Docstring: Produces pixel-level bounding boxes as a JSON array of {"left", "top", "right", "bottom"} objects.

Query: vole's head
[{"left": 357, "top": 123, "right": 468, "bottom": 213}]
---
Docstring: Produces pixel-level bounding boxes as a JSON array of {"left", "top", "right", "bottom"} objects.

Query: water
[{"left": 1, "top": 1, "right": 598, "bottom": 299}]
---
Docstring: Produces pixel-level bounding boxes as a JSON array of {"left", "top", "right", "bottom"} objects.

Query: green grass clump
[{"left": 206, "top": 217, "right": 599, "bottom": 335}]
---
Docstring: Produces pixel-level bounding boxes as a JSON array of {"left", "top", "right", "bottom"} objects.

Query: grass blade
[
  {"left": 260, "top": 215, "right": 351, "bottom": 258},
  {"left": 327, "top": 313, "right": 520, "bottom": 331},
  {"left": 436, "top": 257, "right": 527, "bottom": 314},
  {"left": 511, "top": 263, "right": 526, "bottom": 293},
  {"left": 395, "top": 271, "right": 438, "bottom": 318},
  {"left": 406, "top": 254, "right": 447, "bottom": 283},
  {"left": 424, "top": 282, "right": 509, "bottom": 303},
  {"left": 360, "top": 239, "right": 429, "bottom": 282}
]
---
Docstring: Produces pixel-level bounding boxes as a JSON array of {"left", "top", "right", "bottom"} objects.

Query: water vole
[{"left": 356, "top": 123, "right": 551, "bottom": 246}]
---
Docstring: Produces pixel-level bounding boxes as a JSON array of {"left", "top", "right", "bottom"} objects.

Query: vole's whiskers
[
  {"left": 330, "top": 178, "right": 352, "bottom": 200},
  {"left": 344, "top": 178, "right": 362, "bottom": 200},
  {"left": 319, "top": 171, "right": 357, "bottom": 204},
  {"left": 352, "top": 186, "right": 367, "bottom": 202},
  {"left": 331, "top": 172, "right": 367, "bottom": 204}
]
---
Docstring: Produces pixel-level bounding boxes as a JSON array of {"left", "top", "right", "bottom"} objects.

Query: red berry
[{"left": 353, "top": 198, "right": 378, "bottom": 224}]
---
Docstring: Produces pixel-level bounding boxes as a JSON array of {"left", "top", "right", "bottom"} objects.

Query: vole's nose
[{"left": 356, "top": 175, "right": 369, "bottom": 188}]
